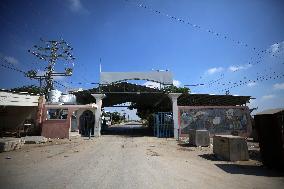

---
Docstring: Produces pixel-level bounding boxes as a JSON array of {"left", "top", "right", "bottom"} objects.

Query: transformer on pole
[{"left": 26, "top": 38, "right": 75, "bottom": 98}]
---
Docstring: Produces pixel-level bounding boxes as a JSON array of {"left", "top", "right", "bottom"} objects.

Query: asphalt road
[{"left": 0, "top": 125, "right": 283, "bottom": 189}]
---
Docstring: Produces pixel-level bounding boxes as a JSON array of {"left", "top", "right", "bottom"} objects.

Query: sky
[{"left": 0, "top": 0, "right": 284, "bottom": 118}]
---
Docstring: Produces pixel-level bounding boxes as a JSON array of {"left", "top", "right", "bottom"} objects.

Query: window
[{"left": 47, "top": 109, "right": 68, "bottom": 120}]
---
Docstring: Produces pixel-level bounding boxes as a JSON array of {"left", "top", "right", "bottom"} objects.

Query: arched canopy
[
  {"left": 75, "top": 82, "right": 171, "bottom": 109},
  {"left": 100, "top": 71, "right": 173, "bottom": 85},
  {"left": 74, "top": 82, "right": 251, "bottom": 114}
]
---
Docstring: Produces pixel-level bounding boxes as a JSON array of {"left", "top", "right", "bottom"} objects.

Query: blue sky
[{"left": 0, "top": 0, "right": 284, "bottom": 115}]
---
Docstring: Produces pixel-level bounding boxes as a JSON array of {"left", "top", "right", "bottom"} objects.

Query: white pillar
[
  {"left": 168, "top": 93, "right": 182, "bottom": 140},
  {"left": 91, "top": 94, "right": 105, "bottom": 137}
]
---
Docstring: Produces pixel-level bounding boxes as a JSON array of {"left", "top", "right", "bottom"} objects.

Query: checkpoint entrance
[
  {"left": 74, "top": 71, "right": 182, "bottom": 138},
  {"left": 73, "top": 71, "right": 251, "bottom": 138}
]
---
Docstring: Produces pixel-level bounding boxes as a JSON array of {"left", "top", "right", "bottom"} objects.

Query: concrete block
[
  {"left": 21, "top": 136, "right": 48, "bottom": 144},
  {"left": 189, "top": 129, "right": 210, "bottom": 147},
  {"left": 93, "top": 127, "right": 101, "bottom": 137},
  {"left": 0, "top": 138, "right": 25, "bottom": 152},
  {"left": 213, "top": 135, "right": 249, "bottom": 161}
]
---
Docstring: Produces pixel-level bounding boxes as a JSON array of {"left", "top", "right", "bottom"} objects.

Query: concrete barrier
[
  {"left": 0, "top": 138, "right": 25, "bottom": 152},
  {"left": 213, "top": 135, "right": 249, "bottom": 161},
  {"left": 21, "top": 136, "right": 48, "bottom": 144},
  {"left": 189, "top": 129, "right": 210, "bottom": 147}
]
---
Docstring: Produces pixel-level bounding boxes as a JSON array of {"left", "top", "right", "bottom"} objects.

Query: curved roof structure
[
  {"left": 100, "top": 71, "right": 173, "bottom": 85},
  {"left": 74, "top": 82, "right": 251, "bottom": 109}
]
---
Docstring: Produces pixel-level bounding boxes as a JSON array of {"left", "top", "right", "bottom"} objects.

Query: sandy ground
[{"left": 0, "top": 125, "right": 283, "bottom": 189}]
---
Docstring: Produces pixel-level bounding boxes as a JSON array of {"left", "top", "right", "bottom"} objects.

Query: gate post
[
  {"left": 168, "top": 93, "right": 182, "bottom": 140},
  {"left": 91, "top": 93, "right": 106, "bottom": 137}
]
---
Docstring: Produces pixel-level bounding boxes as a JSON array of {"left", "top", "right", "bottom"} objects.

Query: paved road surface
[{"left": 0, "top": 125, "right": 283, "bottom": 189}]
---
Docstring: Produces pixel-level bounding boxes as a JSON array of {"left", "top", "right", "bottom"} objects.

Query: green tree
[
  {"left": 11, "top": 85, "right": 42, "bottom": 94},
  {"left": 110, "top": 111, "right": 123, "bottom": 123},
  {"left": 163, "top": 85, "right": 190, "bottom": 94}
]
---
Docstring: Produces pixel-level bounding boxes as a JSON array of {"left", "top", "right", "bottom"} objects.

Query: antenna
[{"left": 99, "top": 58, "right": 102, "bottom": 72}]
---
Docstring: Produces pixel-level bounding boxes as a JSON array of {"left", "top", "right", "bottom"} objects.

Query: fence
[{"left": 153, "top": 112, "right": 173, "bottom": 138}]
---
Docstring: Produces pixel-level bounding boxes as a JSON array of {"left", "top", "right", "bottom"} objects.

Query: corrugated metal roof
[
  {"left": 75, "top": 82, "right": 252, "bottom": 107},
  {"left": 0, "top": 89, "right": 40, "bottom": 96},
  {"left": 256, "top": 108, "right": 284, "bottom": 115},
  {"left": 178, "top": 93, "right": 251, "bottom": 106},
  {"left": 0, "top": 91, "right": 40, "bottom": 106}
]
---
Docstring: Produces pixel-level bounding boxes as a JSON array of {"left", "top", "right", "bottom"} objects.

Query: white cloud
[
  {"left": 173, "top": 79, "right": 181, "bottom": 87},
  {"left": 247, "top": 81, "right": 257, "bottom": 87},
  {"left": 273, "top": 82, "right": 284, "bottom": 90},
  {"left": 4, "top": 56, "right": 18, "bottom": 65},
  {"left": 205, "top": 67, "right": 224, "bottom": 75},
  {"left": 247, "top": 98, "right": 257, "bottom": 108},
  {"left": 228, "top": 64, "right": 252, "bottom": 72},
  {"left": 268, "top": 41, "right": 284, "bottom": 56},
  {"left": 143, "top": 81, "right": 160, "bottom": 89},
  {"left": 67, "top": 0, "right": 88, "bottom": 14},
  {"left": 262, "top": 94, "right": 275, "bottom": 100}
]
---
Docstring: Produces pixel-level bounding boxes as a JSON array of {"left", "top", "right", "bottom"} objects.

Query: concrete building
[{"left": 0, "top": 90, "right": 41, "bottom": 137}]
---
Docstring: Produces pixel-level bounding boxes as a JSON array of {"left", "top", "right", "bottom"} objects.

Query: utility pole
[{"left": 26, "top": 39, "right": 75, "bottom": 97}]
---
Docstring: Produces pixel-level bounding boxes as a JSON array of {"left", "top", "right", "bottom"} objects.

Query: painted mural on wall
[{"left": 178, "top": 107, "right": 252, "bottom": 137}]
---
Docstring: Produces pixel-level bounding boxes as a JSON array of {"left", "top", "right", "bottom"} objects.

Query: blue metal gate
[{"left": 153, "top": 112, "right": 173, "bottom": 138}]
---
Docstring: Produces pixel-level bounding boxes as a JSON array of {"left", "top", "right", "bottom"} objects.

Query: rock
[
  {"left": 0, "top": 137, "right": 25, "bottom": 152},
  {"left": 21, "top": 136, "right": 48, "bottom": 144}
]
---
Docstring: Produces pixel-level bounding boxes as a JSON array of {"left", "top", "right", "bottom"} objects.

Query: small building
[
  {"left": 39, "top": 92, "right": 105, "bottom": 139},
  {"left": 0, "top": 89, "right": 103, "bottom": 139},
  {"left": 40, "top": 103, "right": 98, "bottom": 139},
  {"left": 254, "top": 108, "right": 284, "bottom": 168},
  {"left": 0, "top": 90, "right": 41, "bottom": 137}
]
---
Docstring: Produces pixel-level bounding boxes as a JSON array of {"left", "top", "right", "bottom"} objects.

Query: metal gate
[{"left": 153, "top": 112, "right": 173, "bottom": 138}]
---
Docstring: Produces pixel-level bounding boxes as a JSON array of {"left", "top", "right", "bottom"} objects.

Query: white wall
[{"left": 0, "top": 91, "right": 39, "bottom": 106}]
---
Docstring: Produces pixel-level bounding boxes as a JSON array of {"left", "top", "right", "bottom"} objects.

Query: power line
[
  {"left": 126, "top": 0, "right": 278, "bottom": 57},
  {"left": 217, "top": 71, "right": 284, "bottom": 93},
  {"left": 125, "top": 1, "right": 284, "bottom": 87},
  {"left": 0, "top": 56, "right": 27, "bottom": 74},
  {"left": 0, "top": 54, "right": 69, "bottom": 91},
  {"left": 64, "top": 81, "right": 99, "bottom": 85}
]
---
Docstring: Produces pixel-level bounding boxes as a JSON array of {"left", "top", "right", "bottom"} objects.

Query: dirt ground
[{"left": 0, "top": 126, "right": 283, "bottom": 189}]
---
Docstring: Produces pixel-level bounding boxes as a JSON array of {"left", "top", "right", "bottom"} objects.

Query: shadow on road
[
  {"left": 215, "top": 164, "right": 284, "bottom": 177},
  {"left": 101, "top": 124, "right": 153, "bottom": 137},
  {"left": 177, "top": 143, "right": 196, "bottom": 148},
  {"left": 199, "top": 154, "right": 220, "bottom": 161}
]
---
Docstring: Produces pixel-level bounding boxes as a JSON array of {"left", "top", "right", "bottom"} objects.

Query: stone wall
[{"left": 178, "top": 106, "right": 252, "bottom": 137}]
